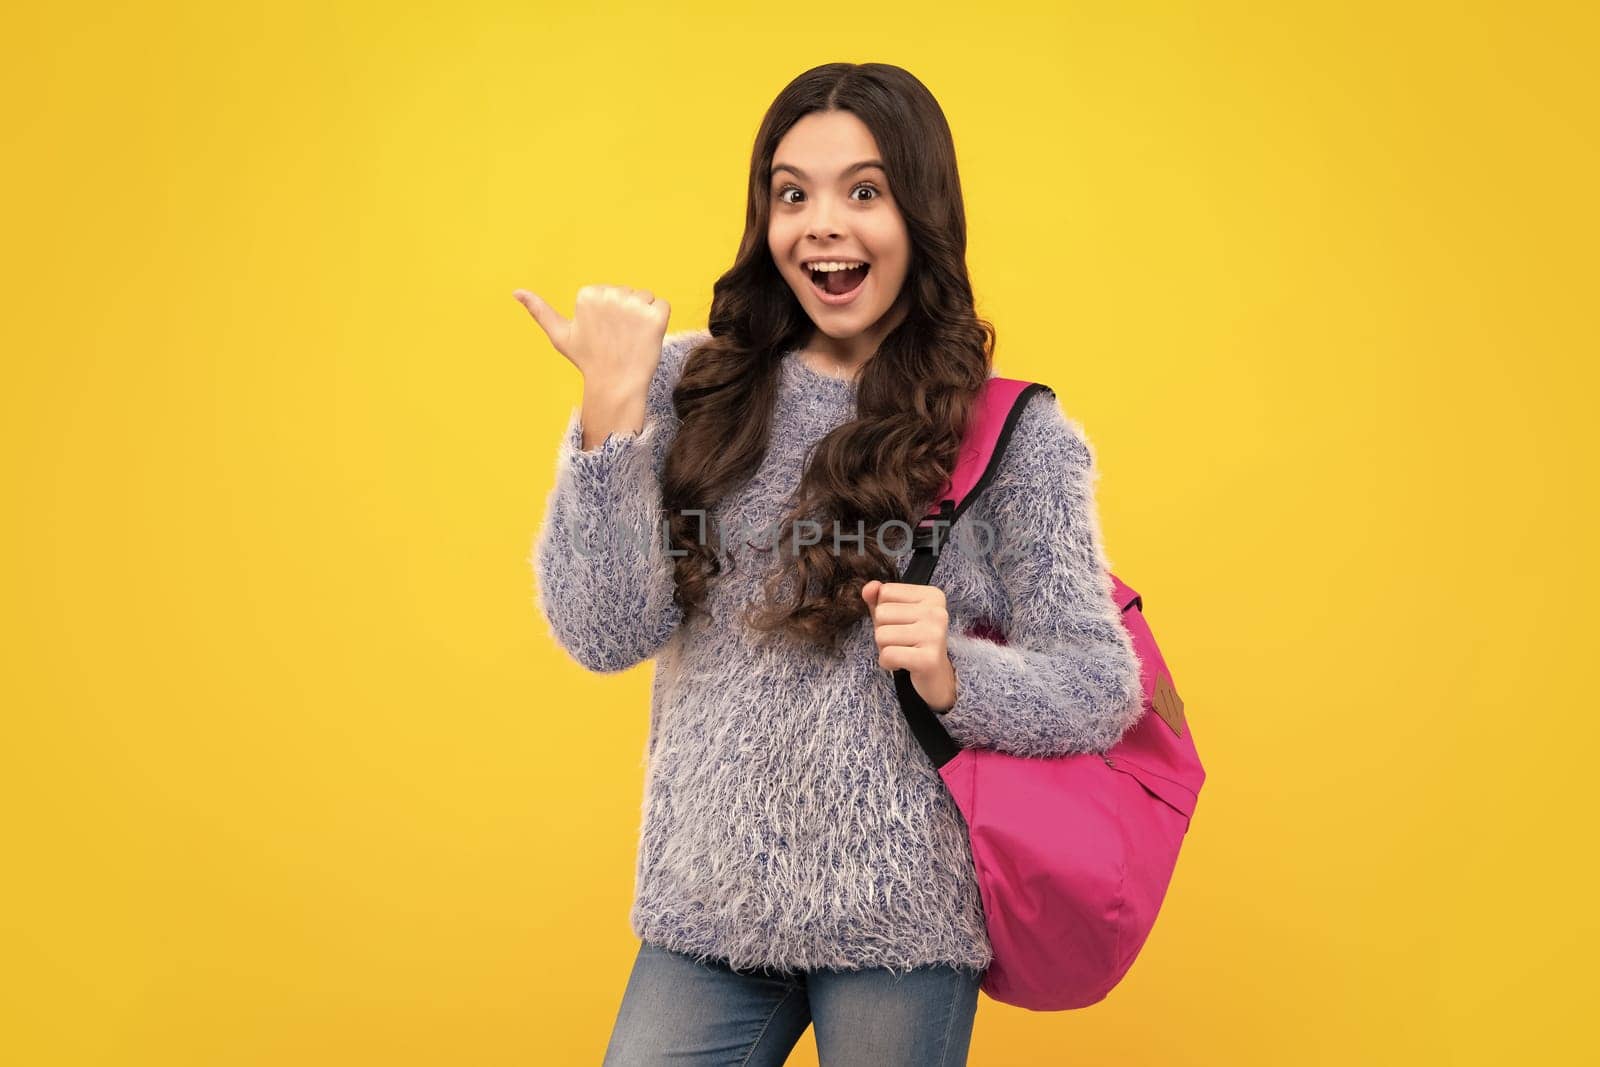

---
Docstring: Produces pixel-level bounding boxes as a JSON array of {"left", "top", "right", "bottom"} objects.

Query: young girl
[{"left": 517, "top": 62, "right": 1144, "bottom": 1067}]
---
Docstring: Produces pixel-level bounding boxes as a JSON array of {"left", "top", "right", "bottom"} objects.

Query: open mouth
[{"left": 807, "top": 262, "right": 870, "bottom": 297}]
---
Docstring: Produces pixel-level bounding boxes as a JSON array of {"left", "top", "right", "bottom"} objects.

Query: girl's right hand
[{"left": 514, "top": 285, "right": 671, "bottom": 402}]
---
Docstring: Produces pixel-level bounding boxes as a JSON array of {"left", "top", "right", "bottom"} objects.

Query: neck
[
  {"left": 802, "top": 289, "right": 910, "bottom": 376},
  {"left": 804, "top": 334, "right": 876, "bottom": 372}
]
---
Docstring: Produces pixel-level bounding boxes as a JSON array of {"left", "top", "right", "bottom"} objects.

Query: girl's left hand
[{"left": 862, "top": 580, "right": 958, "bottom": 713}]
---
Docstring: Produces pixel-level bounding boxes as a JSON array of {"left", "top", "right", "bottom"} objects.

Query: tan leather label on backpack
[{"left": 1152, "top": 676, "right": 1187, "bottom": 737}]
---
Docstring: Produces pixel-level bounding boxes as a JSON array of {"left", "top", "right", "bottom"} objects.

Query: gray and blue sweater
[{"left": 532, "top": 328, "right": 1144, "bottom": 975}]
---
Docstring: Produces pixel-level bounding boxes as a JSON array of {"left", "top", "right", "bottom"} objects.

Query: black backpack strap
[{"left": 894, "top": 382, "right": 1053, "bottom": 769}]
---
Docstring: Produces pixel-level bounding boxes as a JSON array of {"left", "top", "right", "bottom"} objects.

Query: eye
[{"left": 771, "top": 182, "right": 883, "bottom": 206}]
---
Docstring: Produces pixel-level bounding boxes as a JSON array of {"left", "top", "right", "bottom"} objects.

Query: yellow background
[{"left": 4, "top": 2, "right": 1595, "bottom": 1063}]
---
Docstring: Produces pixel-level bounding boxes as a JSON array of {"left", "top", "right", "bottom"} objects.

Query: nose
[{"left": 805, "top": 193, "right": 844, "bottom": 242}]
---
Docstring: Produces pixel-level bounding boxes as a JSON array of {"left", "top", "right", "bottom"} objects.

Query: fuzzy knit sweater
[{"left": 531, "top": 328, "right": 1145, "bottom": 976}]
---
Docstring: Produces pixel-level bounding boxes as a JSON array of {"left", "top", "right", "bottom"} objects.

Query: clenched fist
[{"left": 862, "top": 579, "right": 959, "bottom": 713}]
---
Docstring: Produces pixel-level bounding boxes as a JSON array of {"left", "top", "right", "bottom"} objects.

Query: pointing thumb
[{"left": 513, "top": 289, "right": 570, "bottom": 353}]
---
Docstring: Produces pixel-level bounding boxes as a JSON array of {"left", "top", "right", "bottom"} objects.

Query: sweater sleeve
[
  {"left": 937, "top": 390, "right": 1146, "bottom": 757},
  {"left": 530, "top": 329, "right": 708, "bottom": 673}
]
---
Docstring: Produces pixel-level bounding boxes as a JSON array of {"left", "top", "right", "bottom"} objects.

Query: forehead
[{"left": 771, "top": 110, "right": 883, "bottom": 177}]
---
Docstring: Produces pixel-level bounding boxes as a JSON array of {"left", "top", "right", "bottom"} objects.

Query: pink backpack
[{"left": 896, "top": 377, "right": 1206, "bottom": 1011}]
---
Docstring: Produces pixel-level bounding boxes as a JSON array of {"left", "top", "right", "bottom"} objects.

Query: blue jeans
[{"left": 601, "top": 940, "right": 982, "bottom": 1066}]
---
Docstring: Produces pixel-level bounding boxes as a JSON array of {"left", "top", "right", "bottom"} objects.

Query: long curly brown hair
[{"left": 661, "top": 62, "right": 996, "bottom": 652}]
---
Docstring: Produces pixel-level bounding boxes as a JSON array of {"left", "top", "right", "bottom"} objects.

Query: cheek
[
  {"left": 767, "top": 226, "right": 802, "bottom": 277},
  {"left": 869, "top": 221, "right": 911, "bottom": 273},
  {"left": 874, "top": 238, "right": 910, "bottom": 289}
]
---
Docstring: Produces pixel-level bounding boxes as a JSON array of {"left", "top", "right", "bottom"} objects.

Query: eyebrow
[{"left": 771, "top": 160, "right": 886, "bottom": 181}]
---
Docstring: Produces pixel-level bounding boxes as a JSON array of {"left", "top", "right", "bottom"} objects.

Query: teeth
[{"left": 805, "top": 261, "right": 866, "bottom": 272}]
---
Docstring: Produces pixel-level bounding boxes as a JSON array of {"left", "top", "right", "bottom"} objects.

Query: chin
[{"left": 813, "top": 318, "right": 872, "bottom": 339}]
